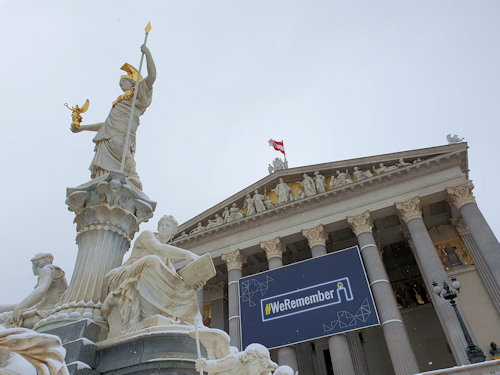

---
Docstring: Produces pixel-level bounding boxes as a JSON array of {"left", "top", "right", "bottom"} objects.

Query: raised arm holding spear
[{"left": 69, "top": 23, "right": 155, "bottom": 190}]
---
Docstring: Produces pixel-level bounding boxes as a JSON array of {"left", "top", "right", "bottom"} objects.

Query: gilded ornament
[{"left": 65, "top": 99, "right": 89, "bottom": 128}]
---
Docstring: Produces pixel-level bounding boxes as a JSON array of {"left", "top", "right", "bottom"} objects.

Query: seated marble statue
[
  {"left": 102, "top": 215, "right": 204, "bottom": 337},
  {"left": 0, "top": 325, "right": 68, "bottom": 375},
  {"left": 195, "top": 343, "right": 278, "bottom": 375},
  {"left": 0, "top": 254, "right": 67, "bottom": 329}
]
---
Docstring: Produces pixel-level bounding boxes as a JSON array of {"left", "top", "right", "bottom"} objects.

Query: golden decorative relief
[
  {"left": 65, "top": 99, "right": 89, "bottom": 128},
  {"left": 434, "top": 238, "right": 474, "bottom": 271}
]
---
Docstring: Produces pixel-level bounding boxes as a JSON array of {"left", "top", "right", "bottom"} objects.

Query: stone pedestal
[{"left": 36, "top": 172, "right": 156, "bottom": 331}]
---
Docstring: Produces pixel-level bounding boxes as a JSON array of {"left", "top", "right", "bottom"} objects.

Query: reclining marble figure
[
  {"left": 0, "top": 253, "right": 67, "bottom": 329},
  {"left": 103, "top": 215, "right": 206, "bottom": 337}
]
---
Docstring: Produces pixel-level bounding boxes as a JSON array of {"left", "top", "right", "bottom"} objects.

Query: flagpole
[{"left": 120, "top": 22, "right": 152, "bottom": 173}]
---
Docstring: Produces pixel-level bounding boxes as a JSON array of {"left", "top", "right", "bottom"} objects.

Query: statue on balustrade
[
  {"left": 228, "top": 203, "right": 245, "bottom": 222},
  {"left": 353, "top": 166, "right": 373, "bottom": 181},
  {"left": 244, "top": 194, "right": 256, "bottom": 216},
  {"left": 206, "top": 214, "right": 224, "bottom": 229},
  {"left": 301, "top": 173, "right": 316, "bottom": 197},
  {"left": 332, "top": 170, "right": 352, "bottom": 188},
  {"left": 314, "top": 171, "right": 326, "bottom": 193},
  {"left": 252, "top": 190, "right": 266, "bottom": 213},
  {"left": 102, "top": 215, "right": 205, "bottom": 337},
  {"left": 372, "top": 162, "right": 398, "bottom": 174},
  {"left": 0, "top": 254, "right": 67, "bottom": 329},
  {"left": 190, "top": 222, "right": 206, "bottom": 235},
  {"left": 272, "top": 178, "right": 291, "bottom": 204},
  {"left": 70, "top": 45, "right": 156, "bottom": 190}
]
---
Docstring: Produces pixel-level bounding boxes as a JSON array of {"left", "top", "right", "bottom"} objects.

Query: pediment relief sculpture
[{"left": 176, "top": 154, "right": 442, "bottom": 240}]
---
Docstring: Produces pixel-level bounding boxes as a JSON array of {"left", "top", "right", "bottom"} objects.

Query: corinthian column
[
  {"left": 222, "top": 249, "right": 247, "bottom": 349},
  {"left": 302, "top": 225, "right": 359, "bottom": 375},
  {"left": 447, "top": 182, "right": 500, "bottom": 292},
  {"left": 36, "top": 172, "right": 156, "bottom": 330},
  {"left": 395, "top": 197, "right": 470, "bottom": 365},
  {"left": 347, "top": 212, "right": 419, "bottom": 375},
  {"left": 260, "top": 237, "right": 298, "bottom": 372},
  {"left": 450, "top": 218, "right": 500, "bottom": 312}
]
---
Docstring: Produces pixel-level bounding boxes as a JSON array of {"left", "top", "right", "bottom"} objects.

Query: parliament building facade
[{"left": 172, "top": 142, "right": 500, "bottom": 375}]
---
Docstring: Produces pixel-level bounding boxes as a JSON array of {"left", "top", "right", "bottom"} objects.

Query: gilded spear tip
[{"left": 145, "top": 22, "right": 152, "bottom": 34}]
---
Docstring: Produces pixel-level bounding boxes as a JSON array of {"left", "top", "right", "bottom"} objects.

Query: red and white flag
[{"left": 268, "top": 139, "right": 285, "bottom": 155}]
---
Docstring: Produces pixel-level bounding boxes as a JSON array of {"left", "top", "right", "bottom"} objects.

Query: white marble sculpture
[
  {"left": 70, "top": 45, "right": 156, "bottom": 190},
  {"left": 222, "top": 207, "right": 230, "bottom": 223},
  {"left": 268, "top": 164, "right": 274, "bottom": 175},
  {"left": 252, "top": 190, "right": 266, "bottom": 213},
  {"left": 274, "top": 365, "right": 297, "bottom": 375},
  {"left": 272, "top": 178, "right": 291, "bottom": 205},
  {"left": 332, "top": 170, "right": 353, "bottom": 188},
  {"left": 244, "top": 194, "right": 256, "bottom": 216},
  {"left": 0, "top": 254, "right": 67, "bottom": 329},
  {"left": 195, "top": 337, "right": 278, "bottom": 375},
  {"left": 294, "top": 187, "right": 305, "bottom": 201},
  {"left": 301, "top": 173, "right": 316, "bottom": 197},
  {"left": 395, "top": 158, "right": 411, "bottom": 167},
  {"left": 314, "top": 171, "right": 326, "bottom": 193},
  {"left": 264, "top": 196, "right": 275, "bottom": 209},
  {"left": 446, "top": 134, "right": 464, "bottom": 144},
  {"left": 177, "top": 231, "right": 189, "bottom": 239},
  {"left": 413, "top": 158, "right": 422, "bottom": 163},
  {"left": 0, "top": 325, "right": 68, "bottom": 375},
  {"left": 372, "top": 162, "right": 398, "bottom": 174},
  {"left": 102, "top": 215, "right": 205, "bottom": 338},
  {"left": 272, "top": 158, "right": 287, "bottom": 172},
  {"left": 206, "top": 214, "right": 224, "bottom": 229},
  {"left": 228, "top": 203, "right": 245, "bottom": 222},
  {"left": 190, "top": 222, "right": 206, "bottom": 235},
  {"left": 352, "top": 166, "right": 373, "bottom": 181}
]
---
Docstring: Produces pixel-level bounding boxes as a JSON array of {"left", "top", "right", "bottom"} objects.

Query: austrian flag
[{"left": 268, "top": 139, "right": 285, "bottom": 155}]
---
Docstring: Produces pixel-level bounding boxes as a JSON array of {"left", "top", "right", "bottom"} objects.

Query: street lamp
[{"left": 432, "top": 276, "right": 486, "bottom": 364}]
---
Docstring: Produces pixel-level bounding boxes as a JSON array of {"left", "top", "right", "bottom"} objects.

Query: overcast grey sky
[{"left": 1, "top": 1, "right": 499, "bottom": 303}]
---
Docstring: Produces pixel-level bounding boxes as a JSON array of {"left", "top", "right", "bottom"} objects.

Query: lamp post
[{"left": 432, "top": 276, "right": 486, "bottom": 364}]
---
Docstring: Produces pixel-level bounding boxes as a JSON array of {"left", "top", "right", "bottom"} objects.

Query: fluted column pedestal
[
  {"left": 448, "top": 182, "right": 500, "bottom": 295},
  {"left": 36, "top": 172, "right": 156, "bottom": 331},
  {"left": 347, "top": 212, "right": 419, "bottom": 375},
  {"left": 302, "top": 225, "right": 357, "bottom": 375},
  {"left": 222, "top": 249, "right": 247, "bottom": 349},
  {"left": 396, "top": 197, "right": 470, "bottom": 365},
  {"left": 260, "top": 237, "right": 299, "bottom": 373}
]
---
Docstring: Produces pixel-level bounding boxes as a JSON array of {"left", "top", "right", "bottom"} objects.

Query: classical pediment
[{"left": 172, "top": 143, "right": 468, "bottom": 245}]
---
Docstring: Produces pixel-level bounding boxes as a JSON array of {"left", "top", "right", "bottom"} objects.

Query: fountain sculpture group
[{"left": 0, "top": 41, "right": 294, "bottom": 374}]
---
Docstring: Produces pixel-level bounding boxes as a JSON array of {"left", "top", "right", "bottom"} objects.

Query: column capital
[
  {"left": 447, "top": 181, "right": 476, "bottom": 209},
  {"left": 347, "top": 211, "right": 373, "bottom": 236},
  {"left": 260, "top": 237, "right": 285, "bottom": 260},
  {"left": 222, "top": 249, "right": 247, "bottom": 271},
  {"left": 450, "top": 217, "right": 471, "bottom": 236},
  {"left": 395, "top": 197, "right": 422, "bottom": 223},
  {"left": 302, "top": 224, "right": 328, "bottom": 248}
]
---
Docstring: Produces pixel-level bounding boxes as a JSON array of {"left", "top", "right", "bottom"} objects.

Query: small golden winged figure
[{"left": 65, "top": 99, "right": 90, "bottom": 128}]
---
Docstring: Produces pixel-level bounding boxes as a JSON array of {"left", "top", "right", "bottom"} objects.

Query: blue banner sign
[{"left": 239, "top": 246, "right": 379, "bottom": 349}]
